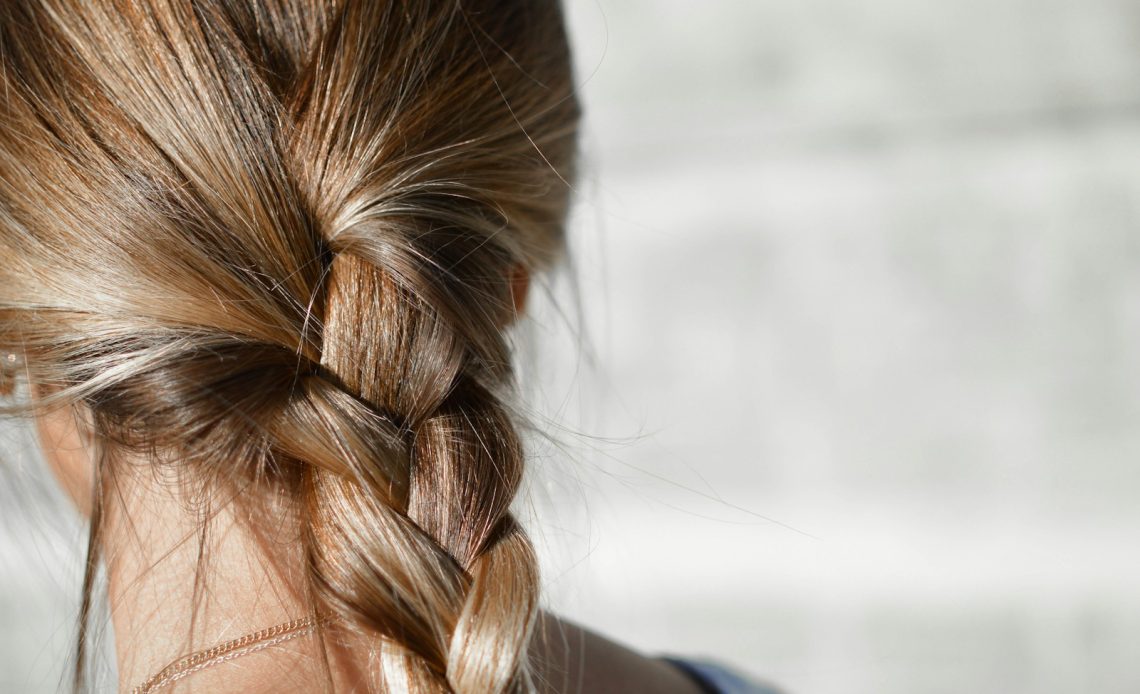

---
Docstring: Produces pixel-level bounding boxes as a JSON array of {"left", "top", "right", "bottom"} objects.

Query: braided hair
[{"left": 0, "top": 1, "right": 579, "bottom": 691}]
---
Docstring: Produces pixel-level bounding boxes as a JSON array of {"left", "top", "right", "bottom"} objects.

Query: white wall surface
[{"left": 533, "top": 2, "right": 1140, "bottom": 693}]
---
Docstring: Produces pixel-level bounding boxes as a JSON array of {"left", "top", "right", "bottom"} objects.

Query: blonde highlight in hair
[{"left": 0, "top": 1, "right": 579, "bottom": 692}]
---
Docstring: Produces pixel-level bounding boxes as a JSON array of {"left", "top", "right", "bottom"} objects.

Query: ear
[
  {"left": 31, "top": 385, "right": 96, "bottom": 517},
  {"left": 508, "top": 263, "right": 531, "bottom": 321}
]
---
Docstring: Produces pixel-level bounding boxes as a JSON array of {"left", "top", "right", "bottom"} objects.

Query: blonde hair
[{"left": 0, "top": 1, "right": 579, "bottom": 692}]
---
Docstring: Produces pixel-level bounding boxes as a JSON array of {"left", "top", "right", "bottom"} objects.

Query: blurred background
[{"left": 5, "top": 0, "right": 1140, "bottom": 692}]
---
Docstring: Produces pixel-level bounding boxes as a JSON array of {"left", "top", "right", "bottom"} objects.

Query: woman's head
[{"left": 0, "top": 1, "right": 579, "bottom": 691}]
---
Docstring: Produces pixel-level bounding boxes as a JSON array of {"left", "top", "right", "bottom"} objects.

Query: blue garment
[{"left": 661, "top": 657, "right": 785, "bottom": 694}]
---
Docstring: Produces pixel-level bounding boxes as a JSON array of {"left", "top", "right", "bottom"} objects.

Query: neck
[
  {"left": 102, "top": 463, "right": 702, "bottom": 694},
  {"left": 104, "top": 465, "right": 325, "bottom": 691}
]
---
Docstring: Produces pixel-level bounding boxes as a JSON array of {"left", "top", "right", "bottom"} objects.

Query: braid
[
  {"left": 279, "top": 248, "right": 539, "bottom": 692},
  {"left": 0, "top": 0, "right": 578, "bottom": 691}
]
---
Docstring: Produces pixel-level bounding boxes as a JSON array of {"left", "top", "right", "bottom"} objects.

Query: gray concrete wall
[{"left": 535, "top": 1, "right": 1140, "bottom": 693}]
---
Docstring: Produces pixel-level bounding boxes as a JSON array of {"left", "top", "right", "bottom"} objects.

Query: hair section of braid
[{"left": 0, "top": 0, "right": 579, "bottom": 692}]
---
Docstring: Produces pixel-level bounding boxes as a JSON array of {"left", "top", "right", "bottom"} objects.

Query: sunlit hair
[{"left": 0, "top": 1, "right": 579, "bottom": 691}]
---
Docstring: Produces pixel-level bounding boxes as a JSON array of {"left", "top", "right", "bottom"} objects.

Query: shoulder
[{"left": 531, "top": 614, "right": 707, "bottom": 694}]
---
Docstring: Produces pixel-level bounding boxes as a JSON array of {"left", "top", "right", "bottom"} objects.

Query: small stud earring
[{"left": 0, "top": 354, "right": 16, "bottom": 396}]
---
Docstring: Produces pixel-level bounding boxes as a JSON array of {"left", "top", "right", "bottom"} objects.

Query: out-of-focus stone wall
[{"left": 531, "top": 2, "right": 1140, "bottom": 693}]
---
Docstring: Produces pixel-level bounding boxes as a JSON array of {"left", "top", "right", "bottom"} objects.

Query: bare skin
[{"left": 35, "top": 395, "right": 703, "bottom": 694}]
